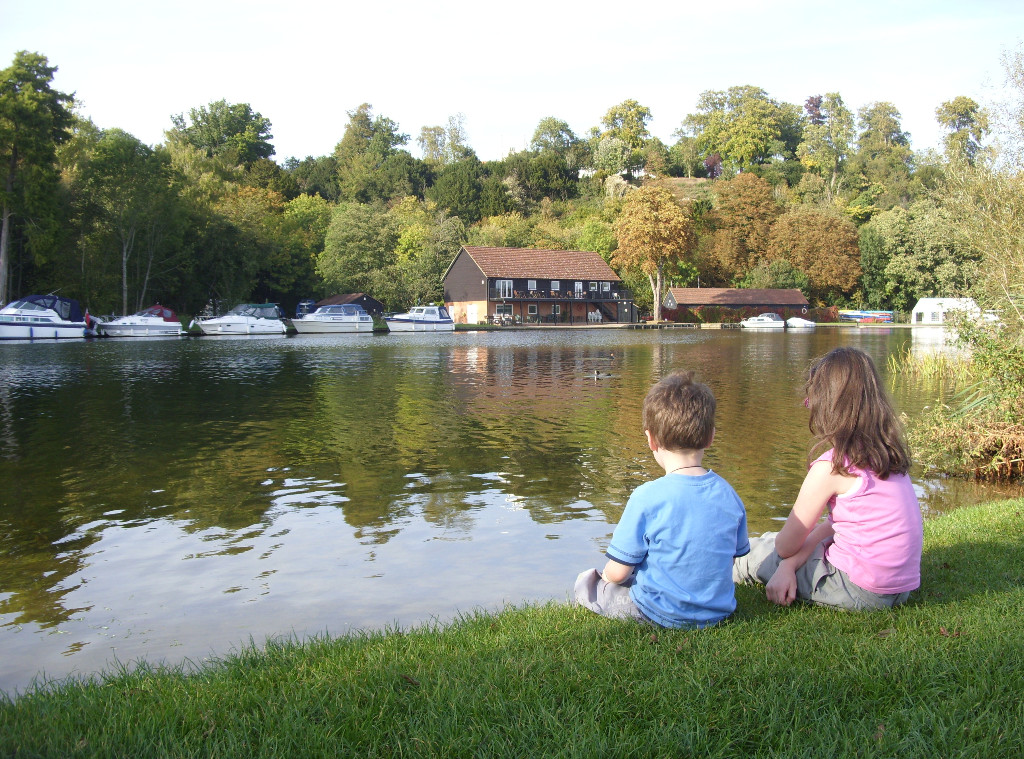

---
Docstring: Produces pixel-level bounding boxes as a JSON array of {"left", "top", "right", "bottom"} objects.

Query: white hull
[
  {"left": 786, "top": 317, "right": 816, "bottom": 330},
  {"left": 385, "top": 320, "right": 454, "bottom": 332},
  {"left": 292, "top": 322, "right": 373, "bottom": 333},
  {"left": 0, "top": 321, "right": 90, "bottom": 340},
  {"left": 385, "top": 305, "right": 454, "bottom": 332},
  {"left": 100, "top": 319, "right": 185, "bottom": 337},
  {"left": 741, "top": 313, "right": 786, "bottom": 330},
  {"left": 197, "top": 317, "right": 287, "bottom": 335}
]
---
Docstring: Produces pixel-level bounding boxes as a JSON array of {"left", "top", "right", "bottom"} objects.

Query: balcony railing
[{"left": 488, "top": 288, "right": 632, "bottom": 302}]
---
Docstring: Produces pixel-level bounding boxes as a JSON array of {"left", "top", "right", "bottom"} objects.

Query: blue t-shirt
[{"left": 606, "top": 471, "right": 750, "bottom": 628}]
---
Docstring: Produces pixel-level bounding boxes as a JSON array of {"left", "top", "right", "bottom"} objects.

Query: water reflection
[{"left": 1, "top": 329, "right": 1020, "bottom": 693}]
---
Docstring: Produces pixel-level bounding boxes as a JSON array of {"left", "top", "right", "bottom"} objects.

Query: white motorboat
[
  {"left": 786, "top": 316, "right": 816, "bottom": 330},
  {"left": 193, "top": 303, "right": 287, "bottom": 335},
  {"left": 0, "top": 294, "right": 98, "bottom": 340},
  {"left": 385, "top": 305, "right": 455, "bottom": 332},
  {"left": 292, "top": 303, "right": 374, "bottom": 334},
  {"left": 99, "top": 304, "right": 186, "bottom": 337},
  {"left": 740, "top": 312, "right": 786, "bottom": 330}
]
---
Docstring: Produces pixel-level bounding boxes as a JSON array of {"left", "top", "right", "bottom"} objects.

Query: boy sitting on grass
[{"left": 574, "top": 371, "right": 750, "bottom": 628}]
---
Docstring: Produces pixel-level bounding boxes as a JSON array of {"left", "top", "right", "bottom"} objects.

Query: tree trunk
[{"left": 0, "top": 151, "right": 17, "bottom": 306}]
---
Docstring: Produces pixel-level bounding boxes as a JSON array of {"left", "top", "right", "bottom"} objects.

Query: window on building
[
  {"left": 551, "top": 280, "right": 560, "bottom": 291},
  {"left": 574, "top": 282, "right": 583, "bottom": 295},
  {"left": 589, "top": 281, "right": 598, "bottom": 292},
  {"left": 496, "top": 303, "right": 512, "bottom": 316},
  {"left": 602, "top": 281, "right": 611, "bottom": 292},
  {"left": 528, "top": 304, "right": 538, "bottom": 315},
  {"left": 528, "top": 280, "right": 536, "bottom": 290},
  {"left": 552, "top": 304, "right": 561, "bottom": 315},
  {"left": 497, "top": 279, "right": 512, "bottom": 298}
]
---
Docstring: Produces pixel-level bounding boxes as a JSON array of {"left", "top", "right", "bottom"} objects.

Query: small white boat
[
  {"left": 99, "top": 305, "right": 186, "bottom": 337},
  {"left": 193, "top": 303, "right": 287, "bottom": 335},
  {"left": 385, "top": 305, "right": 455, "bottom": 332},
  {"left": 786, "top": 316, "right": 816, "bottom": 330},
  {"left": 292, "top": 304, "right": 374, "bottom": 334},
  {"left": 0, "top": 294, "right": 98, "bottom": 340},
  {"left": 740, "top": 312, "right": 786, "bottom": 330}
]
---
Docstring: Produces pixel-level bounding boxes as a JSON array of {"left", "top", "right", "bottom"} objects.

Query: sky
[{"left": 4, "top": 0, "right": 1023, "bottom": 163}]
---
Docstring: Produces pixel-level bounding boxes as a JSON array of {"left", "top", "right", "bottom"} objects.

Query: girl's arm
[
  {"left": 765, "top": 520, "right": 835, "bottom": 605},
  {"left": 774, "top": 460, "right": 854, "bottom": 559}
]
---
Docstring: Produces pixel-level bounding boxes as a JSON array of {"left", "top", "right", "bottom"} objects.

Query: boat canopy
[
  {"left": 9, "top": 294, "right": 84, "bottom": 322},
  {"left": 226, "top": 303, "right": 283, "bottom": 318},
  {"left": 137, "top": 305, "right": 179, "bottom": 322}
]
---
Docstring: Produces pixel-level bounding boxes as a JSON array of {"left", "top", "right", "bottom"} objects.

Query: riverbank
[{"left": 2, "top": 498, "right": 1021, "bottom": 757}]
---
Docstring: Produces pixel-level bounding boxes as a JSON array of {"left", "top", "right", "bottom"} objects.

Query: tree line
[{"left": 0, "top": 50, "right": 998, "bottom": 319}]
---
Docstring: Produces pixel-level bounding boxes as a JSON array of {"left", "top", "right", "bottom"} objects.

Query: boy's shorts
[
  {"left": 573, "top": 568, "right": 649, "bottom": 622},
  {"left": 732, "top": 532, "right": 911, "bottom": 610}
]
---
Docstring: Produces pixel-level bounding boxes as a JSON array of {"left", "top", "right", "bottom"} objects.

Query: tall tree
[
  {"left": 681, "top": 86, "right": 803, "bottom": 174},
  {"left": 936, "top": 96, "right": 989, "bottom": 165},
  {"left": 613, "top": 186, "right": 696, "bottom": 321},
  {"left": 848, "top": 102, "right": 914, "bottom": 210},
  {"left": 334, "top": 104, "right": 424, "bottom": 202},
  {"left": 795, "top": 92, "right": 855, "bottom": 202},
  {"left": 169, "top": 99, "right": 274, "bottom": 166},
  {"left": 0, "top": 51, "right": 74, "bottom": 304},
  {"left": 416, "top": 114, "right": 471, "bottom": 168},
  {"left": 599, "top": 99, "right": 652, "bottom": 176},
  {"left": 316, "top": 202, "right": 400, "bottom": 300}
]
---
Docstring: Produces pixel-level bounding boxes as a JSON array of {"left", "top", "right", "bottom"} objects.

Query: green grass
[{"left": 2, "top": 499, "right": 1023, "bottom": 758}]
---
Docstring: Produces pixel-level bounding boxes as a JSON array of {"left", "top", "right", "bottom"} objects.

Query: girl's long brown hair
[{"left": 805, "top": 347, "right": 911, "bottom": 478}]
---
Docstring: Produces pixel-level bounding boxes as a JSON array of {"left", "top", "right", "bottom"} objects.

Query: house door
[{"left": 467, "top": 304, "right": 478, "bottom": 324}]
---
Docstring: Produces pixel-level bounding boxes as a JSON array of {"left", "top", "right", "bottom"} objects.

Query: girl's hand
[{"left": 766, "top": 562, "right": 798, "bottom": 606}]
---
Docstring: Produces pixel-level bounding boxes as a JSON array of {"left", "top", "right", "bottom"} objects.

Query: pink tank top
[{"left": 817, "top": 450, "right": 923, "bottom": 594}]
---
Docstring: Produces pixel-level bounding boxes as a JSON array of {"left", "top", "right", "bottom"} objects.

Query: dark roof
[
  {"left": 317, "top": 293, "right": 383, "bottom": 307},
  {"left": 459, "top": 246, "right": 620, "bottom": 281},
  {"left": 667, "top": 288, "right": 808, "bottom": 307}
]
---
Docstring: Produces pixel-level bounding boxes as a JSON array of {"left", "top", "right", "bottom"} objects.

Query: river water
[{"left": 1, "top": 326, "right": 1019, "bottom": 693}]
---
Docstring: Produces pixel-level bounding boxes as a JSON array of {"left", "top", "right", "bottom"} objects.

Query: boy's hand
[{"left": 766, "top": 561, "right": 798, "bottom": 606}]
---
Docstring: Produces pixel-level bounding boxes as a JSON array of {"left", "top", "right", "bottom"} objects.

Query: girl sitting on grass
[{"left": 733, "top": 347, "right": 923, "bottom": 610}]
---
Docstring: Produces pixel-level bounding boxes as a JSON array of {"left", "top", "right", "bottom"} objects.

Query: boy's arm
[{"left": 601, "top": 557, "right": 635, "bottom": 584}]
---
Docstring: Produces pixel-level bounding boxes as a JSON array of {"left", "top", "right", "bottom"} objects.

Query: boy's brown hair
[{"left": 643, "top": 370, "right": 716, "bottom": 451}]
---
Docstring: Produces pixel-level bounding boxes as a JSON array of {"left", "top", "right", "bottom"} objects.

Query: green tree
[
  {"left": 334, "top": 104, "right": 424, "bottom": 203},
  {"left": 169, "top": 99, "right": 274, "bottom": 167},
  {"left": 416, "top": 114, "right": 471, "bottom": 168},
  {"left": 599, "top": 99, "right": 652, "bottom": 176},
  {"left": 936, "top": 96, "right": 989, "bottom": 164},
  {"left": 0, "top": 51, "right": 74, "bottom": 305},
  {"left": 681, "top": 86, "right": 803, "bottom": 174},
  {"left": 426, "top": 157, "right": 482, "bottom": 223},
  {"left": 795, "top": 93, "right": 855, "bottom": 202},
  {"left": 848, "top": 102, "right": 914, "bottom": 211},
  {"left": 76, "top": 129, "right": 178, "bottom": 314},
  {"left": 316, "top": 202, "right": 400, "bottom": 300},
  {"left": 612, "top": 186, "right": 696, "bottom": 321}
]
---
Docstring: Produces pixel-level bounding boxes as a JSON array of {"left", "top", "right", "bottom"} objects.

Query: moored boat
[
  {"left": 0, "top": 294, "right": 98, "bottom": 340},
  {"left": 193, "top": 303, "right": 287, "bottom": 335},
  {"left": 740, "top": 312, "right": 785, "bottom": 330},
  {"left": 785, "top": 316, "right": 816, "bottom": 330},
  {"left": 385, "top": 305, "right": 455, "bottom": 332},
  {"left": 292, "top": 303, "right": 374, "bottom": 334},
  {"left": 99, "top": 305, "right": 186, "bottom": 337}
]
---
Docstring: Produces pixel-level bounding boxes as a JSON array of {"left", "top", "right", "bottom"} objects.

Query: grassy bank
[{"left": 2, "top": 500, "right": 1023, "bottom": 758}]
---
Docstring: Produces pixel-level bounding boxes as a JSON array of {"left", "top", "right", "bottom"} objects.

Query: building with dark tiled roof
[
  {"left": 316, "top": 292, "right": 386, "bottom": 316},
  {"left": 664, "top": 287, "right": 809, "bottom": 311},
  {"left": 443, "top": 246, "right": 637, "bottom": 325}
]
